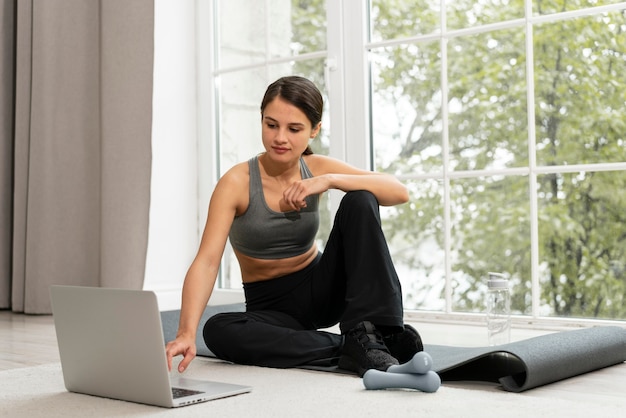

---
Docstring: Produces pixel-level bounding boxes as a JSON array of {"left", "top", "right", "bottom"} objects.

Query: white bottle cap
[{"left": 487, "top": 272, "right": 508, "bottom": 289}]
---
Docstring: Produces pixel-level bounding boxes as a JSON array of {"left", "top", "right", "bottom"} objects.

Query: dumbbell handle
[
  {"left": 363, "top": 369, "right": 441, "bottom": 393},
  {"left": 387, "top": 352, "right": 433, "bottom": 374}
]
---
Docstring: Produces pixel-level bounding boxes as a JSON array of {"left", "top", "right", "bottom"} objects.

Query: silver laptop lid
[
  {"left": 50, "top": 285, "right": 251, "bottom": 408},
  {"left": 51, "top": 286, "right": 178, "bottom": 407}
]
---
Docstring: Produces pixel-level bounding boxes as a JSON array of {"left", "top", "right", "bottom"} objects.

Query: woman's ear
[{"left": 311, "top": 122, "right": 322, "bottom": 138}]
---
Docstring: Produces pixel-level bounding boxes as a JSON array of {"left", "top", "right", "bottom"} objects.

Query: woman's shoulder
[
  {"left": 216, "top": 161, "right": 250, "bottom": 190},
  {"left": 302, "top": 153, "right": 332, "bottom": 167},
  {"left": 211, "top": 161, "right": 250, "bottom": 214},
  {"left": 303, "top": 154, "right": 352, "bottom": 174}
]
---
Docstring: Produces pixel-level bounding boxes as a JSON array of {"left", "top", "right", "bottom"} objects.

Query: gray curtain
[{"left": 0, "top": 0, "right": 154, "bottom": 313}]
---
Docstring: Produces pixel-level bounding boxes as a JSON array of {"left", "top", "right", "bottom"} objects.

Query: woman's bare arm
[
  {"left": 165, "top": 165, "right": 246, "bottom": 372},
  {"left": 280, "top": 154, "right": 409, "bottom": 210}
]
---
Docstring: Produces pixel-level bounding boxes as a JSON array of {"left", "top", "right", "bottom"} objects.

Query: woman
[{"left": 165, "top": 76, "right": 423, "bottom": 377}]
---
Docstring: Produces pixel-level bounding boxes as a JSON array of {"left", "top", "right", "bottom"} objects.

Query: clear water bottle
[{"left": 486, "top": 272, "right": 511, "bottom": 346}]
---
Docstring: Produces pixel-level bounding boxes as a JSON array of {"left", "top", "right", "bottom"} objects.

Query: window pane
[
  {"left": 538, "top": 170, "right": 626, "bottom": 319},
  {"left": 450, "top": 175, "right": 531, "bottom": 314},
  {"left": 534, "top": 0, "right": 624, "bottom": 16},
  {"left": 217, "top": 0, "right": 326, "bottom": 69},
  {"left": 370, "top": 0, "right": 441, "bottom": 42},
  {"left": 370, "top": 42, "right": 443, "bottom": 175},
  {"left": 218, "top": 70, "right": 268, "bottom": 176},
  {"left": 534, "top": 11, "right": 626, "bottom": 166},
  {"left": 290, "top": 0, "right": 327, "bottom": 53},
  {"left": 218, "top": 0, "right": 267, "bottom": 68},
  {"left": 381, "top": 179, "right": 445, "bottom": 311},
  {"left": 448, "top": 27, "right": 528, "bottom": 171},
  {"left": 448, "top": 0, "right": 524, "bottom": 30}
]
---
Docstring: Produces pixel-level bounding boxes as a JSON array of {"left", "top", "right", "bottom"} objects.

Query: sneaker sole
[{"left": 338, "top": 354, "right": 366, "bottom": 377}]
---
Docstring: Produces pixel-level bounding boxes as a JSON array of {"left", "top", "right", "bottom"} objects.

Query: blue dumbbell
[
  {"left": 363, "top": 369, "right": 441, "bottom": 393},
  {"left": 387, "top": 351, "right": 433, "bottom": 375}
]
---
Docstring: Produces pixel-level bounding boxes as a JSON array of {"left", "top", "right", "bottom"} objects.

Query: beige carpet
[{"left": 2, "top": 357, "right": 626, "bottom": 418}]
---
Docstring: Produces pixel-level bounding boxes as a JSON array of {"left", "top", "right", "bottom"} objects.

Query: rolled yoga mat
[
  {"left": 161, "top": 304, "right": 626, "bottom": 392},
  {"left": 426, "top": 326, "right": 626, "bottom": 392}
]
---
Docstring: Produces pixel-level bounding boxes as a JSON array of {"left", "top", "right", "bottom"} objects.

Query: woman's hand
[
  {"left": 281, "top": 176, "right": 330, "bottom": 211},
  {"left": 165, "top": 334, "right": 197, "bottom": 373}
]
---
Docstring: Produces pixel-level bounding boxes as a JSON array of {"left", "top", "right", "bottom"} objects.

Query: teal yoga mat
[{"left": 161, "top": 304, "right": 626, "bottom": 392}]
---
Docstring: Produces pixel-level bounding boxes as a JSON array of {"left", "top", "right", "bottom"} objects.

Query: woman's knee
[
  {"left": 202, "top": 312, "right": 245, "bottom": 355},
  {"left": 337, "top": 190, "right": 380, "bottom": 222},
  {"left": 341, "top": 190, "right": 377, "bottom": 207}
]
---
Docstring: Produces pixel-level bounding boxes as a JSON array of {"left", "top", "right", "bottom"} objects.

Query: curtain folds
[
  {"left": 0, "top": 0, "right": 14, "bottom": 310},
  {"left": 0, "top": 0, "right": 154, "bottom": 313}
]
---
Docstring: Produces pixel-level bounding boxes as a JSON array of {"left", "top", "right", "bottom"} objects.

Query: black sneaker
[
  {"left": 383, "top": 324, "right": 424, "bottom": 364},
  {"left": 338, "top": 321, "right": 399, "bottom": 377}
]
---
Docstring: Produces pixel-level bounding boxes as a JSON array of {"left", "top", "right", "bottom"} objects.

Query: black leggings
[{"left": 203, "top": 191, "right": 404, "bottom": 368}]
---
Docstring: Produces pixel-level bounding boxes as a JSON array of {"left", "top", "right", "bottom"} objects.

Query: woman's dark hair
[{"left": 260, "top": 76, "right": 323, "bottom": 155}]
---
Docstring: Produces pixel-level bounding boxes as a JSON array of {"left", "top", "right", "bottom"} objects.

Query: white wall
[{"left": 143, "top": 1, "right": 199, "bottom": 310}]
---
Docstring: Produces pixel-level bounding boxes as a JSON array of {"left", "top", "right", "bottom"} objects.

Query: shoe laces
[{"left": 354, "top": 322, "right": 388, "bottom": 351}]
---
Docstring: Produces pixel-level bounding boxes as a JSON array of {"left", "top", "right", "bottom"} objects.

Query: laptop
[{"left": 50, "top": 285, "right": 251, "bottom": 408}]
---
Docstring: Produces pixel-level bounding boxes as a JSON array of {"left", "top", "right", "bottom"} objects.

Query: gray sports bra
[{"left": 228, "top": 155, "right": 319, "bottom": 259}]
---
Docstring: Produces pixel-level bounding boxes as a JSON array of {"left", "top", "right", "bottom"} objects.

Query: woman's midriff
[{"left": 234, "top": 245, "right": 319, "bottom": 283}]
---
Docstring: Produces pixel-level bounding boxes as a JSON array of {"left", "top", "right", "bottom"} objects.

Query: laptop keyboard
[{"left": 172, "top": 387, "right": 205, "bottom": 399}]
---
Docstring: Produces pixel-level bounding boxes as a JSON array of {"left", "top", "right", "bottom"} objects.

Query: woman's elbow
[
  {"left": 398, "top": 187, "right": 410, "bottom": 204},
  {"left": 394, "top": 186, "right": 410, "bottom": 205},
  {"left": 380, "top": 183, "right": 409, "bottom": 206}
]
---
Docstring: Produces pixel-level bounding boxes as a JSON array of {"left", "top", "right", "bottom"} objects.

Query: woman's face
[{"left": 261, "top": 97, "right": 320, "bottom": 162}]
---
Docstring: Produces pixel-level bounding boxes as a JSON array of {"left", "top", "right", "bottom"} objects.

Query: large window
[
  {"left": 204, "top": 0, "right": 626, "bottom": 322},
  {"left": 369, "top": 0, "right": 626, "bottom": 320}
]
